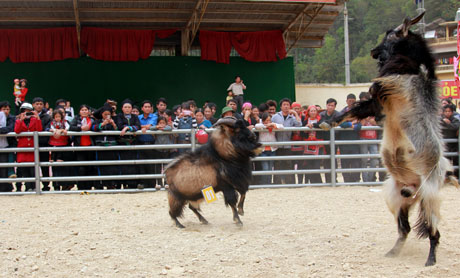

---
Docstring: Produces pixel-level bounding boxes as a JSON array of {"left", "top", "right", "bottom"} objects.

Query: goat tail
[{"left": 414, "top": 162, "right": 445, "bottom": 239}]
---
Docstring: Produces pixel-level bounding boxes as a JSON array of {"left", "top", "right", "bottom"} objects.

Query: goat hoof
[
  {"left": 234, "top": 220, "right": 243, "bottom": 227},
  {"left": 200, "top": 218, "right": 209, "bottom": 225},
  {"left": 175, "top": 221, "right": 185, "bottom": 229},
  {"left": 385, "top": 249, "right": 398, "bottom": 258},
  {"left": 237, "top": 208, "right": 244, "bottom": 216},
  {"left": 425, "top": 258, "right": 436, "bottom": 267}
]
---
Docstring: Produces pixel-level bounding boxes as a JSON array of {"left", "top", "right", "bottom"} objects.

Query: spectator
[
  {"left": 0, "top": 110, "right": 13, "bottom": 192},
  {"left": 338, "top": 94, "right": 361, "bottom": 183},
  {"left": 302, "top": 105, "right": 324, "bottom": 184},
  {"left": 13, "top": 78, "right": 28, "bottom": 115},
  {"left": 65, "top": 100, "right": 75, "bottom": 120},
  {"left": 359, "top": 116, "right": 379, "bottom": 183},
  {"left": 251, "top": 106, "right": 261, "bottom": 124},
  {"left": 195, "top": 108, "right": 212, "bottom": 129},
  {"left": 132, "top": 105, "right": 140, "bottom": 116},
  {"left": 221, "top": 106, "right": 234, "bottom": 118},
  {"left": 227, "top": 75, "right": 246, "bottom": 110},
  {"left": 258, "top": 102, "right": 268, "bottom": 115},
  {"left": 172, "top": 104, "right": 181, "bottom": 121},
  {"left": 318, "top": 98, "right": 340, "bottom": 183},
  {"left": 290, "top": 102, "right": 305, "bottom": 183},
  {"left": 116, "top": 99, "right": 141, "bottom": 189},
  {"left": 203, "top": 105, "right": 217, "bottom": 125},
  {"left": 227, "top": 99, "right": 243, "bottom": 120},
  {"left": 70, "top": 104, "right": 97, "bottom": 190},
  {"left": 32, "top": 97, "right": 52, "bottom": 191},
  {"left": 242, "top": 102, "right": 257, "bottom": 127},
  {"left": 255, "top": 112, "right": 283, "bottom": 184},
  {"left": 93, "top": 103, "right": 120, "bottom": 189},
  {"left": 138, "top": 100, "right": 158, "bottom": 189},
  {"left": 15, "top": 103, "right": 42, "bottom": 192},
  {"left": 155, "top": 98, "right": 168, "bottom": 118},
  {"left": 0, "top": 101, "right": 17, "bottom": 179},
  {"left": 271, "top": 98, "right": 301, "bottom": 184},
  {"left": 173, "top": 101, "right": 197, "bottom": 153},
  {"left": 441, "top": 104, "right": 460, "bottom": 178},
  {"left": 266, "top": 100, "right": 277, "bottom": 116},
  {"left": 152, "top": 116, "right": 174, "bottom": 188},
  {"left": 47, "top": 109, "right": 73, "bottom": 191},
  {"left": 188, "top": 99, "right": 197, "bottom": 113},
  {"left": 207, "top": 102, "right": 217, "bottom": 118}
]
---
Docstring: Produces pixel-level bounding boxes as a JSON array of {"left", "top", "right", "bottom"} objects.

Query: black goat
[{"left": 165, "top": 118, "right": 262, "bottom": 228}]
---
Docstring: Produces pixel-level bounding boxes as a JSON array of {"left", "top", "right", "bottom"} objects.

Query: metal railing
[{"left": 0, "top": 126, "right": 458, "bottom": 195}]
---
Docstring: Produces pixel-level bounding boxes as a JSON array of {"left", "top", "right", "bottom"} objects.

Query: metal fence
[{"left": 0, "top": 126, "right": 458, "bottom": 196}]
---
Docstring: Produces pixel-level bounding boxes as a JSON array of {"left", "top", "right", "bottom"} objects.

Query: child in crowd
[
  {"left": 173, "top": 101, "right": 197, "bottom": 153},
  {"left": 255, "top": 112, "right": 283, "bottom": 184},
  {"left": 47, "top": 109, "right": 73, "bottom": 190},
  {"left": 302, "top": 105, "right": 324, "bottom": 184},
  {"left": 152, "top": 116, "right": 174, "bottom": 188}
]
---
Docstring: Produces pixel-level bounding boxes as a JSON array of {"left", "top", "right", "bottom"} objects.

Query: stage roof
[{"left": 0, "top": 0, "right": 344, "bottom": 53}]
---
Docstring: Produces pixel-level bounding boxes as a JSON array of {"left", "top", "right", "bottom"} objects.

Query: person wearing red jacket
[{"left": 15, "top": 102, "right": 42, "bottom": 192}]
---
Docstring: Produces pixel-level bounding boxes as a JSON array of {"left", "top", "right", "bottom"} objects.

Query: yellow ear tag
[{"left": 202, "top": 185, "right": 217, "bottom": 204}]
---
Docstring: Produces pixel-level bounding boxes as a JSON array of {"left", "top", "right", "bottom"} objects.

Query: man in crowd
[
  {"left": 155, "top": 97, "right": 168, "bottom": 118},
  {"left": 266, "top": 100, "right": 277, "bottom": 116},
  {"left": 227, "top": 99, "right": 243, "bottom": 120},
  {"left": 33, "top": 97, "right": 52, "bottom": 191},
  {"left": 337, "top": 94, "right": 361, "bottom": 183},
  {"left": 271, "top": 98, "right": 301, "bottom": 184},
  {"left": 227, "top": 76, "right": 246, "bottom": 111},
  {"left": 138, "top": 100, "right": 158, "bottom": 189},
  {"left": 318, "top": 98, "right": 340, "bottom": 183},
  {"left": 0, "top": 101, "right": 17, "bottom": 179}
]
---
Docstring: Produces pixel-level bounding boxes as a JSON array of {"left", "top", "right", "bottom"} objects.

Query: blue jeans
[
  {"left": 360, "top": 139, "right": 379, "bottom": 182},
  {"left": 260, "top": 150, "right": 275, "bottom": 184}
]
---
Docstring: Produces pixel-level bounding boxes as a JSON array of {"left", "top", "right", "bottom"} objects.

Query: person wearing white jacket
[{"left": 255, "top": 112, "right": 283, "bottom": 184}]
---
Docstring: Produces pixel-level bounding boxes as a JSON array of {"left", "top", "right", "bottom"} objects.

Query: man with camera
[{"left": 15, "top": 102, "right": 43, "bottom": 192}]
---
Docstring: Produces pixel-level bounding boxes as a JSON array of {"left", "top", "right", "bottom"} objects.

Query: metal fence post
[
  {"left": 330, "top": 127, "right": 336, "bottom": 187},
  {"left": 191, "top": 128, "right": 196, "bottom": 152},
  {"left": 33, "top": 131, "right": 41, "bottom": 194}
]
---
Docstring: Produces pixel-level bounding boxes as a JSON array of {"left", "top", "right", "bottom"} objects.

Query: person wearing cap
[
  {"left": 32, "top": 97, "right": 52, "bottom": 191},
  {"left": 0, "top": 101, "right": 17, "bottom": 181},
  {"left": 116, "top": 99, "right": 141, "bottom": 189},
  {"left": 93, "top": 103, "right": 120, "bottom": 189},
  {"left": 15, "top": 102, "right": 42, "bottom": 192},
  {"left": 221, "top": 106, "right": 234, "bottom": 118},
  {"left": 337, "top": 93, "right": 361, "bottom": 183}
]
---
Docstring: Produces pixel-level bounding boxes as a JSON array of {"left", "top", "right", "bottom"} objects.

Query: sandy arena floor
[{"left": 0, "top": 186, "right": 459, "bottom": 278}]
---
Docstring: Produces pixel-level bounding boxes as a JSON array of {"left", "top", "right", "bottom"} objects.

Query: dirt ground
[{"left": 0, "top": 186, "right": 459, "bottom": 278}]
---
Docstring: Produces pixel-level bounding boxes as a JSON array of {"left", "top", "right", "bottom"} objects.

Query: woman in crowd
[
  {"left": 290, "top": 102, "right": 305, "bottom": 183},
  {"left": 255, "top": 112, "right": 283, "bottom": 184},
  {"left": 116, "top": 99, "right": 141, "bottom": 189},
  {"left": 93, "top": 103, "right": 120, "bottom": 189},
  {"left": 241, "top": 102, "right": 257, "bottom": 128},
  {"left": 70, "top": 104, "right": 97, "bottom": 190},
  {"left": 195, "top": 108, "right": 212, "bottom": 129},
  {"left": 203, "top": 105, "right": 217, "bottom": 125},
  {"left": 301, "top": 105, "right": 324, "bottom": 184},
  {"left": 47, "top": 109, "right": 73, "bottom": 190},
  {"left": 441, "top": 104, "right": 460, "bottom": 178}
]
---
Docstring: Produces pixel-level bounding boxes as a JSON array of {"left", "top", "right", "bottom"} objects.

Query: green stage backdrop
[{"left": 0, "top": 56, "right": 294, "bottom": 113}]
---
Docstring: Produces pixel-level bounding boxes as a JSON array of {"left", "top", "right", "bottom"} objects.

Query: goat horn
[
  {"left": 213, "top": 117, "right": 237, "bottom": 127},
  {"left": 410, "top": 11, "right": 425, "bottom": 26}
]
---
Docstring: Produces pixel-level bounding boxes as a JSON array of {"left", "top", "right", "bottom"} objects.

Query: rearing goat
[{"left": 338, "top": 13, "right": 458, "bottom": 266}]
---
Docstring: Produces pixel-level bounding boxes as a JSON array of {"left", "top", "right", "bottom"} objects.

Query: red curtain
[
  {"left": 81, "top": 28, "right": 176, "bottom": 61},
  {"left": 199, "top": 30, "right": 232, "bottom": 64},
  {"left": 0, "top": 28, "right": 79, "bottom": 63},
  {"left": 231, "top": 30, "right": 286, "bottom": 62},
  {"left": 199, "top": 30, "right": 286, "bottom": 64}
]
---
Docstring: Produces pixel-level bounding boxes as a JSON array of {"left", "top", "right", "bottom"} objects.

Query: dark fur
[{"left": 165, "top": 119, "right": 261, "bottom": 228}]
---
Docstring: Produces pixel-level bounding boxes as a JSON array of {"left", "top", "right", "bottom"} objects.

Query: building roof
[{"left": 0, "top": 0, "right": 344, "bottom": 53}]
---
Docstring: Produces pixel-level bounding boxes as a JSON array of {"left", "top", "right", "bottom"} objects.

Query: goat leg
[
  {"left": 237, "top": 193, "right": 246, "bottom": 216},
  {"left": 386, "top": 205, "right": 411, "bottom": 257},
  {"left": 425, "top": 230, "right": 440, "bottom": 266},
  {"left": 231, "top": 204, "right": 243, "bottom": 226},
  {"left": 188, "top": 203, "right": 209, "bottom": 225}
]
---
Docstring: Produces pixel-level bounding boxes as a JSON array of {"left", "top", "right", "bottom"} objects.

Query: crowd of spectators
[{"left": 0, "top": 92, "right": 459, "bottom": 192}]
